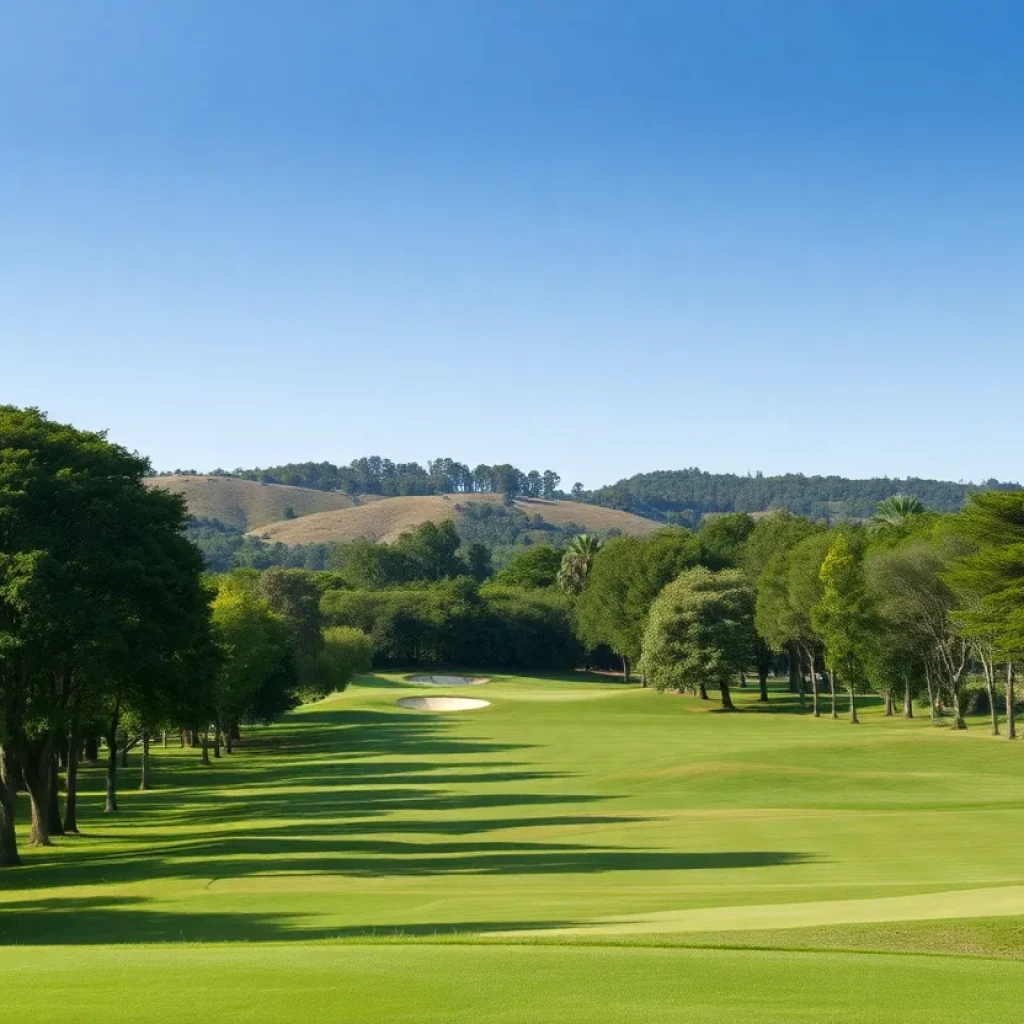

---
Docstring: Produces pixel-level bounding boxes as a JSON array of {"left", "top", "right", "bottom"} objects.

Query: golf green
[{"left": 3, "top": 672, "right": 1023, "bottom": 1020}]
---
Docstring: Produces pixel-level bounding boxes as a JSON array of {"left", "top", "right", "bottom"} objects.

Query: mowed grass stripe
[{"left": 3, "top": 945, "right": 1023, "bottom": 1023}]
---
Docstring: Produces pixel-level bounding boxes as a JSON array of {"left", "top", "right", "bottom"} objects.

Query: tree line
[
  {"left": 583, "top": 468, "right": 1021, "bottom": 523},
  {"left": 0, "top": 408, "right": 370, "bottom": 869},
  {"left": 160, "top": 458, "right": 566, "bottom": 501},
  {"left": 570, "top": 495, "right": 1024, "bottom": 733}
]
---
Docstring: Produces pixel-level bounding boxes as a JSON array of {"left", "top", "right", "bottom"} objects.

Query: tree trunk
[
  {"left": 63, "top": 715, "right": 81, "bottom": 834},
  {"left": 739, "top": 672, "right": 747, "bottom": 689},
  {"left": 787, "top": 647, "right": 800, "bottom": 695},
  {"left": 805, "top": 648, "right": 819, "bottom": 718},
  {"left": 903, "top": 675, "right": 914, "bottom": 719},
  {"left": 849, "top": 685, "right": 859, "bottom": 724},
  {"left": 139, "top": 734, "right": 151, "bottom": 791},
  {"left": 214, "top": 727, "right": 222, "bottom": 759},
  {"left": 201, "top": 729, "right": 211, "bottom": 765},
  {"left": 883, "top": 691, "right": 893, "bottom": 716},
  {"left": 988, "top": 680, "right": 1000, "bottom": 736},
  {"left": 757, "top": 659, "right": 769, "bottom": 703},
  {"left": 0, "top": 746, "right": 21, "bottom": 867},
  {"left": 718, "top": 679, "right": 735, "bottom": 710},
  {"left": 120, "top": 743, "right": 129, "bottom": 769},
  {"left": 924, "top": 663, "right": 939, "bottom": 724},
  {"left": 47, "top": 753, "right": 65, "bottom": 837},
  {"left": 827, "top": 669, "right": 838, "bottom": 719},
  {"left": 84, "top": 736, "right": 99, "bottom": 764},
  {"left": 225, "top": 727, "right": 234, "bottom": 754},
  {"left": 622, "top": 656, "right": 630, "bottom": 684},
  {"left": 1006, "top": 662, "right": 1016, "bottom": 740},
  {"left": 22, "top": 738, "right": 54, "bottom": 846},
  {"left": 105, "top": 724, "right": 119, "bottom": 813},
  {"left": 950, "top": 686, "right": 967, "bottom": 730}
]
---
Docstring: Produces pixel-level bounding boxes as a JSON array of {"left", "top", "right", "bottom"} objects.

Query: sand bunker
[
  {"left": 397, "top": 696, "right": 491, "bottom": 712},
  {"left": 408, "top": 674, "right": 489, "bottom": 686}
]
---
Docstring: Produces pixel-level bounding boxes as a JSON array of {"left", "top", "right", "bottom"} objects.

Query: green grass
[{"left": 3, "top": 673, "right": 1024, "bottom": 1020}]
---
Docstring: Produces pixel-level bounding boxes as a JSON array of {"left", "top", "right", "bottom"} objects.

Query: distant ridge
[
  {"left": 152, "top": 460, "right": 1023, "bottom": 530},
  {"left": 585, "top": 468, "right": 1022, "bottom": 523}
]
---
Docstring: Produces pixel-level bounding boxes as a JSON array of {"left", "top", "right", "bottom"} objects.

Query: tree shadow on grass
[
  {"left": 1, "top": 848, "right": 812, "bottom": 945},
  {"left": 4, "top": 685, "right": 818, "bottom": 944},
  {"left": 6, "top": 835, "right": 811, "bottom": 894},
  {"left": 0, "top": 894, "right": 581, "bottom": 944}
]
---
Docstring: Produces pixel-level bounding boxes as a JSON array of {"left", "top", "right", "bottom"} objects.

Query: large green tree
[
  {"left": 575, "top": 530, "right": 703, "bottom": 682},
  {"left": 754, "top": 528, "right": 830, "bottom": 715},
  {"left": 946, "top": 491, "right": 1024, "bottom": 739},
  {"left": 0, "top": 407, "right": 215, "bottom": 860},
  {"left": 641, "top": 567, "right": 754, "bottom": 710},
  {"left": 813, "top": 534, "right": 875, "bottom": 724},
  {"left": 744, "top": 512, "right": 821, "bottom": 701}
]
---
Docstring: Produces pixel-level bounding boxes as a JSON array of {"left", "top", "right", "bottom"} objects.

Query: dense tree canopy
[{"left": 0, "top": 408, "right": 217, "bottom": 863}]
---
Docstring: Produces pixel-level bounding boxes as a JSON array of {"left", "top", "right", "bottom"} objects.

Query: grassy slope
[
  {"left": 3, "top": 676, "right": 1024, "bottom": 1020},
  {"left": 143, "top": 475, "right": 377, "bottom": 529},
  {"left": 252, "top": 493, "right": 663, "bottom": 545}
]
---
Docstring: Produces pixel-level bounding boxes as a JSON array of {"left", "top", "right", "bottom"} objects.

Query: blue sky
[{"left": 2, "top": 1, "right": 1022, "bottom": 487}]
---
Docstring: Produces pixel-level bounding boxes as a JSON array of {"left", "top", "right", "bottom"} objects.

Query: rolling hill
[
  {"left": 249, "top": 494, "right": 662, "bottom": 546},
  {"left": 143, "top": 475, "right": 379, "bottom": 530}
]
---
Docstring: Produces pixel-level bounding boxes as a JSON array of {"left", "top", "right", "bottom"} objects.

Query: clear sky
[{"left": 2, "top": 1, "right": 1022, "bottom": 488}]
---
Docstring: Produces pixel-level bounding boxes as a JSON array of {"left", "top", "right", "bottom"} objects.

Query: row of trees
[
  {"left": 174, "top": 458, "right": 570, "bottom": 501},
  {"left": 0, "top": 409, "right": 370, "bottom": 869},
  {"left": 563, "top": 494, "right": 1024, "bottom": 733}
]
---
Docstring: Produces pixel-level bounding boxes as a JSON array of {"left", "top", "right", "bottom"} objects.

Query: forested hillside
[{"left": 584, "top": 468, "right": 1022, "bottom": 523}]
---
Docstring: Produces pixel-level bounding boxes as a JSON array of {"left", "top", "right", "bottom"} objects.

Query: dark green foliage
[
  {"left": 321, "top": 579, "right": 577, "bottom": 670},
  {"left": 463, "top": 543, "right": 493, "bottom": 583},
  {"left": 576, "top": 530, "right": 705, "bottom": 667},
  {"left": 493, "top": 546, "right": 564, "bottom": 589},
  {"left": 698, "top": 513, "right": 756, "bottom": 569},
  {"left": 642, "top": 567, "right": 755, "bottom": 709},
  {"left": 186, "top": 518, "right": 333, "bottom": 572},
  {"left": 585, "top": 469, "right": 1021, "bottom": 523},
  {"left": 392, "top": 521, "right": 464, "bottom": 580},
  {"left": 0, "top": 406, "right": 217, "bottom": 855},
  {"left": 256, "top": 568, "right": 325, "bottom": 662}
]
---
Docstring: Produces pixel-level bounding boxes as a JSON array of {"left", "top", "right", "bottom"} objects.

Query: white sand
[
  {"left": 397, "top": 696, "right": 491, "bottom": 712},
  {"left": 408, "top": 675, "right": 489, "bottom": 686}
]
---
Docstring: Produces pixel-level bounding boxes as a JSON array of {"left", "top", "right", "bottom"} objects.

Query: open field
[
  {"left": 252, "top": 493, "right": 662, "bottom": 545},
  {"left": 4, "top": 674, "right": 1024, "bottom": 1020},
  {"left": 143, "top": 475, "right": 376, "bottom": 529}
]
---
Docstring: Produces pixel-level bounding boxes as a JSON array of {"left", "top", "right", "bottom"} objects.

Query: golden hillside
[
  {"left": 143, "top": 475, "right": 379, "bottom": 530},
  {"left": 250, "top": 493, "right": 662, "bottom": 546}
]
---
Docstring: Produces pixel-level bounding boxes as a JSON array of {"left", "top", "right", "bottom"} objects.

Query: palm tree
[
  {"left": 872, "top": 494, "right": 925, "bottom": 528},
  {"left": 557, "top": 534, "right": 603, "bottom": 595}
]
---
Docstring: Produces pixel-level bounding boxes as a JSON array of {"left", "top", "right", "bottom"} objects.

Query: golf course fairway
[{"left": 3, "top": 671, "right": 1023, "bottom": 1021}]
